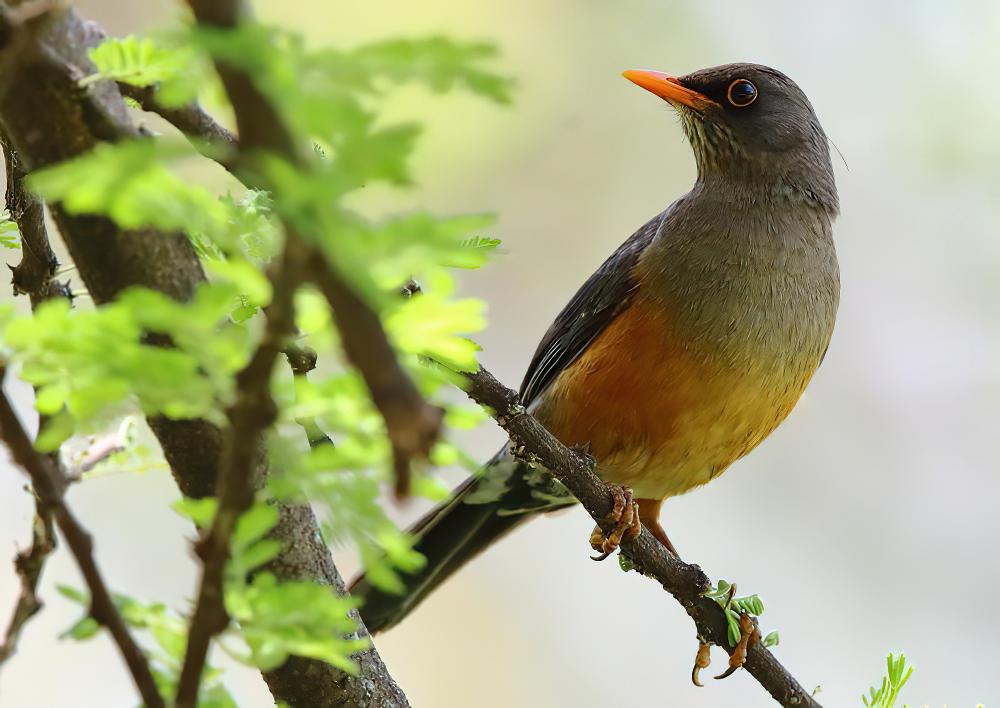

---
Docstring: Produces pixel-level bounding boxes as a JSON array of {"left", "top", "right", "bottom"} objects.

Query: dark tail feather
[{"left": 350, "top": 447, "right": 552, "bottom": 634}]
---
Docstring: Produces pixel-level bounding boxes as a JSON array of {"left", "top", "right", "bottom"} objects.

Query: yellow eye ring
[{"left": 727, "top": 79, "right": 758, "bottom": 107}]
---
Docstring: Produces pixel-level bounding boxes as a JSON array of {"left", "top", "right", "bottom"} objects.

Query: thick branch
[
  {"left": 0, "top": 376, "right": 164, "bottom": 708},
  {"left": 0, "top": 6, "right": 405, "bottom": 706},
  {"left": 462, "top": 366, "right": 821, "bottom": 708}
]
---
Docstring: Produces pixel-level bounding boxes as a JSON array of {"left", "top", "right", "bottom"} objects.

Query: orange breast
[
  {"left": 531, "top": 295, "right": 816, "bottom": 500},
  {"left": 533, "top": 297, "right": 698, "bottom": 469}
]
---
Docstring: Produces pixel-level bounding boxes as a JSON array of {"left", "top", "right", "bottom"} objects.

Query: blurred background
[{"left": 2, "top": 0, "right": 999, "bottom": 706}]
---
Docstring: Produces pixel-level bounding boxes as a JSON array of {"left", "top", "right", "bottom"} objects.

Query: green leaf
[
  {"left": 173, "top": 497, "right": 219, "bottom": 528},
  {"left": 56, "top": 584, "right": 88, "bottom": 604},
  {"left": 65, "top": 616, "right": 101, "bottom": 640},
  {"left": 232, "top": 504, "right": 279, "bottom": 548},
  {"left": 0, "top": 211, "right": 20, "bottom": 249},
  {"left": 226, "top": 573, "right": 369, "bottom": 673},
  {"left": 84, "top": 35, "right": 195, "bottom": 88}
]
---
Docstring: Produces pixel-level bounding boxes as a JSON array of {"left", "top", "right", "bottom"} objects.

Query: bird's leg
[
  {"left": 715, "top": 612, "right": 761, "bottom": 680},
  {"left": 636, "top": 498, "right": 679, "bottom": 557},
  {"left": 589, "top": 486, "right": 641, "bottom": 561}
]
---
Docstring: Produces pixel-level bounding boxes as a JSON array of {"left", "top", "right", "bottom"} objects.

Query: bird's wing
[{"left": 518, "top": 209, "right": 667, "bottom": 406}]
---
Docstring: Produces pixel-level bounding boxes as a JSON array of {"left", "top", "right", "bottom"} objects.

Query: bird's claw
[
  {"left": 715, "top": 612, "right": 761, "bottom": 680},
  {"left": 589, "top": 486, "right": 641, "bottom": 561},
  {"left": 691, "top": 639, "right": 712, "bottom": 687}
]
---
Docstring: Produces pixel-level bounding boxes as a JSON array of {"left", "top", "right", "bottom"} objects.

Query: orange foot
[
  {"left": 716, "top": 612, "right": 761, "bottom": 680},
  {"left": 589, "top": 486, "right": 641, "bottom": 561}
]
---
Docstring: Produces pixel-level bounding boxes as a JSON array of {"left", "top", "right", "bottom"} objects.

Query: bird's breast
[{"left": 534, "top": 203, "right": 839, "bottom": 500}]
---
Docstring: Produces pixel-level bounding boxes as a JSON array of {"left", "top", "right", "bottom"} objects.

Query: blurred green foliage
[{"left": 0, "top": 14, "right": 511, "bottom": 699}]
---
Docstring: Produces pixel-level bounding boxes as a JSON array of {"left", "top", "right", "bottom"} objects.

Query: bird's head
[{"left": 624, "top": 63, "right": 837, "bottom": 213}]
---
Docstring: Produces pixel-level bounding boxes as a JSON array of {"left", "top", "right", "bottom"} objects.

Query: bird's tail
[{"left": 350, "top": 445, "right": 574, "bottom": 634}]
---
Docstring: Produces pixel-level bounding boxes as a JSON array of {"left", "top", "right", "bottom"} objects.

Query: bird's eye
[{"left": 727, "top": 79, "right": 758, "bottom": 107}]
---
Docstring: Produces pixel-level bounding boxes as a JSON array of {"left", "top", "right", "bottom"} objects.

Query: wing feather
[{"left": 518, "top": 210, "right": 667, "bottom": 406}]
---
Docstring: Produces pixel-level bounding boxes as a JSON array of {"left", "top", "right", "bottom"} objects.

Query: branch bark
[
  {"left": 0, "top": 5, "right": 409, "bottom": 706},
  {"left": 118, "top": 82, "right": 237, "bottom": 149},
  {"left": 462, "top": 366, "right": 821, "bottom": 708},
  {"left": 0, "top": 373, "right": 164, "bottom": 708}
]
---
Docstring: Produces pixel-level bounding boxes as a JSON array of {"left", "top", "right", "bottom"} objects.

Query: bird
[{"left": 351, "top": 63, "right": 840, "bottom": 633}]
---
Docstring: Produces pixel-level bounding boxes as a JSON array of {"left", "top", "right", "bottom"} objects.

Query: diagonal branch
[
  {"left": 0, "top": 375, "right": 164, "bottom": 708},
  {"left": 306, "top": 256, "right": 443, "bottom": 499},
  {"left": 461, "top": 366, "right": 821, "bottom": 708},
  {"left": 117, "top": 82, "right": 237, "bottom": 149}
]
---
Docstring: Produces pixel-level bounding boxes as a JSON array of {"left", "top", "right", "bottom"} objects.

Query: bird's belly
[{"left": 533, "top": 297, "right": 823, "bottom": 500}]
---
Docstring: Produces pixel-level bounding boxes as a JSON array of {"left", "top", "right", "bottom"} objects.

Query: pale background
[{"left": 2, "top": 1, "right": 999, "bottom": 706}]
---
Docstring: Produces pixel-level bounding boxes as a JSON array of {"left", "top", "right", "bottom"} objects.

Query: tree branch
[
  {"left": 118, "top": 82, "right": 237, "bottom": 149},
  {"left": 461, "top": 366, "right": 821, "bottom": 708},
  {"left": 0, "top": 374, "right": 164, "bottom": 708},
  {"left": 0, "top": 129, "right": 72, "bottom": 668},
  {"left": 0, "top": 498, "right": 54, "bottom": 667},
  {"left": 307, "top": 257, "right": 443, "bottom": 499}
]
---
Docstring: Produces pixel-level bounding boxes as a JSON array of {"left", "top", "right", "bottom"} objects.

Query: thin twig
[
  {"left": 0, "top": 375, "right": 164, "bottom": 708},
  {"left": 118, "top": 83, "right": 237, "bottom": 148},
  {"left": 462, "top": 366, "right": 821, "bottom": 708},
  {"left": 0, "top": 131, "right": 71, "bottom": 668},
  {"left": 118, "top": 82, "right": 237, "bottom": 174},
  {"left": 0, "top": 498, "right": 55, "bottom": 666},
  {"left": 174, "top": 239, "right": 307, "bottom": 707}
]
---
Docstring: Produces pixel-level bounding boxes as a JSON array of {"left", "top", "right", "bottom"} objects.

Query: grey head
[{"left": 624, "top": 63, "right": 838, "bottom": 214}]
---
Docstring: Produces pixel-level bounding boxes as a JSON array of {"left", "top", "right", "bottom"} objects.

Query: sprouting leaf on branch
[
  {"left": 861, "top": 653, "right": 914, "bottom": 708},
  {"left": 704, "top": 579, "right": 769, "bottom": 648}
]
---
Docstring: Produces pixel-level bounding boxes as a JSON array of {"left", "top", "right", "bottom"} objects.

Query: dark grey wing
[{"left": 518, "top": 210, "right": 666, "bottom": 406}]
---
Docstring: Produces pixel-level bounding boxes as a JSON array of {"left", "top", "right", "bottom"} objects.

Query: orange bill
[{"left": 622, "top": 70, "right": 718, "bottom": 111}]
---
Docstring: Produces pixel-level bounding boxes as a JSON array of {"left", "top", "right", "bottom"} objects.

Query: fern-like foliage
[
  {"left": 1, "top": 14, "right": 515, "bottom": 693},
  {"left": 862, "top": 653, "right": 914, "bottom": 708}
]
